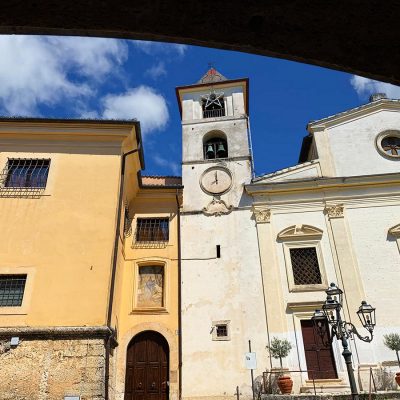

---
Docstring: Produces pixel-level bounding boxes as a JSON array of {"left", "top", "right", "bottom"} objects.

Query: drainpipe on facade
[
  {"left": 105, "top": 148, "right": 139, "bottom": 400},
  {"left": 175, "top": 191, "right": 183, "bottom": 400}
]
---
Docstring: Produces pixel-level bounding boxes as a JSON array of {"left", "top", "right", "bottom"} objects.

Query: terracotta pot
[
  {"left": 395, "top": 372, "right": 400, "bottom": 386},
  {"left": 277, "top": 375, "right": 293, "bottom": 394}
]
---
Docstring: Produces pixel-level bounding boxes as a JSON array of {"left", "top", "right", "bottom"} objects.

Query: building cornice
[
  {"left": 181, "top": 114, "right": 247, "bottom": 126},
  {"left": 245, "top": 172, "right": 400, "bottom": 195},
  {"left": 175, "top": 78, "right": 249, "bottom": 116},
  {"left": 0, "top": 119, "right": 145, "bottom": 169},
  {"left": 287, "top": 301, "right": 324, "bottom": 312},
  {"left": 307, "top": 99, "right": 400, "bottom": 131},
  {"left": 0, "top": 326, "right": 114, "bottom": 339},
  {"left": 182, "top": 155, "right": 250, "bottom": 165}
]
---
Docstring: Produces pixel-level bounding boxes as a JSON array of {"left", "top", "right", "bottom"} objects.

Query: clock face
[{"left": 200, "top": 166, "right": 232, "bottom": 195}]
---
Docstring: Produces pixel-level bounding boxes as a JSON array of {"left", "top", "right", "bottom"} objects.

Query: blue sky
[{"left": 0, "top": 35, "right": 399, "bottom": 177}]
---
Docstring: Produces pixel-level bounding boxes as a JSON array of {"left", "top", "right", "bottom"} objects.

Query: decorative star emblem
[{"left": 201, "top": 89, "right": 224, "bottom": 109}]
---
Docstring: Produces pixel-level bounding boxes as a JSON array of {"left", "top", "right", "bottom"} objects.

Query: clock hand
[{"left": 215, "top": 171, "right": 218, "bottom": 184}]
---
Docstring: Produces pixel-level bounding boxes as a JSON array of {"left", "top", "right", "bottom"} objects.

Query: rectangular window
[
  {"left": 290, "top": 247, "right": 322, "bottom": 285},
  {"left": 5, "top": 159, "right": 50, "bottom": 188},
  {"left": 137, "top": 266, "right": 164, "bottom": 308},
  {"left": 212, "top": 320, "right": 231, "bottom": 341},
  {"left": 0, "top": 275, "right": 27, "bottom": 307},
  {"left": 136, "top": 218, "right": 169, "bottom": 242},
  {"left": 216, "top": 324, "right": 228, "bottom": 338}
]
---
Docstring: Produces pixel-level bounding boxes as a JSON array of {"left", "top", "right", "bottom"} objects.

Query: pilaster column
[
  {"left": 325, "top": 204, "right": 366, "bottom": 325},
  {"left": 253, "top": 207, "right": 287, "bottom": 334},
  {"left": 388, "top": 224, "right": 400, "bottom": 253}
]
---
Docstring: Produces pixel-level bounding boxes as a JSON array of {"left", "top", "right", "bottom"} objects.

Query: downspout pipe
[
  {"left": 105, "top": 148, "right": 139, "bottom": 400},
  {"left": 175, "top": 191, "right": 183, "bottom": 400}
]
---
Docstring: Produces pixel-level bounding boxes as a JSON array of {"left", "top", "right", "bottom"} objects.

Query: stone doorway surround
[
  {"left": 287, "top": 303, "right": 349, "bottom": 394},
  {"left": 115, "top": 322, "right": 179, "bottom": 400}
]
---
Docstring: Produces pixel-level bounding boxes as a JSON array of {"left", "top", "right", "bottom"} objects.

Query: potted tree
[
  {"left": 383, "top": 333, "right": 400, "bottom": 386},
  {"left": 267, "top": 337, "right": 293, "bottom": 394}
]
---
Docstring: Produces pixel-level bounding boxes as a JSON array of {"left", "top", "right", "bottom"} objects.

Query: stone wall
[
  {"left": 262, "top": 394, "right": 400, "bottom": 400},
  {"left": 0, "top": 337, "right": 105, "bottom": 400}
]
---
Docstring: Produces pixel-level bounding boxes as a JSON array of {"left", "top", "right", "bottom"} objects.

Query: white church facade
[{"left": 177, "top": 69, "right": 400, "bottom": 398}]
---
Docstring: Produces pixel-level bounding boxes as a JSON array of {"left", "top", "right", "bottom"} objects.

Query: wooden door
[
  {"left": 125, "top": 331, "right": 169, "bottom": 400},
  {"left": 301, "top": 320, "right": 337, "bottom": 379}
]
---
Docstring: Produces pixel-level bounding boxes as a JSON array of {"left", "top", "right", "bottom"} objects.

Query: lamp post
[{"left": 312, "top": 283, "right": 376, "bottom": 400}]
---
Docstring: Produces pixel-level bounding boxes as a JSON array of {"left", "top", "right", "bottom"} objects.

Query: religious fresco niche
[{"left": 137, "top": 265, "right": 164, "bottom": 308}]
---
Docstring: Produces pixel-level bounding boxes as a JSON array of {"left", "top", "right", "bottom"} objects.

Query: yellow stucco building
[{"left": 0, "top": 117, "right": 182, "bottom": 400}]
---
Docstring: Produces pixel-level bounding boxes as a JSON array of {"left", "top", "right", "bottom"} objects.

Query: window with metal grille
[
  {"left": 0, "top": 275, "right": 27, "bottom": 307},
  {"left": 290, "top": 247, "right": 322, "bottom": 285},
  {"left": 381, "top": 136, "right": 400, "bottom": 156},
  {"left": 136, "top": 218, "right": 169, "bottom": 242},
  {"left": 202, "top": 96, "right": 226, "bottom": 118},
  {"left": 4, "top": 159, "right": 50, "bottom": 188},
  {"left": 216, "top": 324, "right": 228, "bottom": 338}
]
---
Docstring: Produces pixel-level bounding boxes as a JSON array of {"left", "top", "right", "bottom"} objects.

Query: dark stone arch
[{"left": 0, "top": 2, "right": 399, "bottom": 85}]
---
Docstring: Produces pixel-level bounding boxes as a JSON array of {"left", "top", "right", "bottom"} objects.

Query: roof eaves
[
  {"left": 253, "top": 160, "right": 316, "bottom": 182},
  {"left": 307, "top": 98, "right": 400, "bottom": 130}
]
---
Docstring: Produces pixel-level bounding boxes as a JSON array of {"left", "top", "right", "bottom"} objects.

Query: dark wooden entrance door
[
  {"left": 301, "top": 319, "right": 337, "bottom": 379},
  {"left": 125, "top": 331, "right": 169, "bottom": 400}
]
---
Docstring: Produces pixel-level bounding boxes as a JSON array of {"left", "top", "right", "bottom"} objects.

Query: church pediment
[
  {"left": 252, "top": 161, "right": 321, "bottom": 184},
  {"left": 277, "top": 224, "right": 323, "bottom": 240}
]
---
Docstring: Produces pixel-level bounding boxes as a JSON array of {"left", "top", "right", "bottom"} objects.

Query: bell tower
[
  {"left": 177, "top": 69, "right": 267, "bottom": 400},
  {"left": 176, "top": 67, "right": 253, "bottom": 213}
]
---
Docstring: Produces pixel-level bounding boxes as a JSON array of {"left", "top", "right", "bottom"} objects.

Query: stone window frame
[
  {"left": 375, "top": 130, "right": 400, "bottom": 160},
  {"left": 0, "top": 266, "right": 35, "bottom": 315},
  {"left": 282, "top": 241, "right": 328, "bottom": 292},
  {"left": 212, "top": 320, "right": 231, "bottom": 341},
  {"left": 131, "top": 259, "right": 169, "bottom": 314},
  {"left": 278, "top": 225, "right": 327, "bottom": 293}
]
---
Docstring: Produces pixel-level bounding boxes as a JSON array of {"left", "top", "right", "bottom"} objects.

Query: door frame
[
  {"left": 125, "top": 330, "right": 170, "bottom": 400},
  {"left": 300, "top": 319, "right": 338, "bottom": 379},
  {"left": 291, "top": 309, "right": 344, "bottom": 382},
  {"left": 116, "top": 323, "right": 179, "bottom": 400}
]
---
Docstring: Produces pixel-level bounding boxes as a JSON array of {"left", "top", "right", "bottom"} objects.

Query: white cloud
[
  {"left": 350, "top": 75, "right": 400, "bottom": 99},
  {"left": 0, "top": 35, "right": 128, "bottom": 115},
  {"left": 102, "top": 86, "right": 169, "bottom": 134},
  {"left": 152, "top": 154, "right": 180, "bottom": 175},
  {"left": 132, "top": 40, "right": 187, "bottom": 56},
  {"left": 146, "top": 61, "right": 167, "bottom": 80}
]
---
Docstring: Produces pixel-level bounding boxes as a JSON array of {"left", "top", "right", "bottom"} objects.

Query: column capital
[
  {"left": 325, "top": 204, "right": 344, "bottom": 219},
  {"left": 253, "top": 207, "right": 271, "bottom": 224}
]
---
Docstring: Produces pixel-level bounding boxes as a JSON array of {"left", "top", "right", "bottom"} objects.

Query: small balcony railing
[{"left": 203, "top": 108, "right": 226, "bottom": 118}]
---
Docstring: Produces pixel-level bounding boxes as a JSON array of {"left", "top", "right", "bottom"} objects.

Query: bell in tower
[
  {"left": 216, "top": 142, "right": 227, "bottom": 158},
  {"left": 206, "top": 144, "right": 215, "bottom": 159}
]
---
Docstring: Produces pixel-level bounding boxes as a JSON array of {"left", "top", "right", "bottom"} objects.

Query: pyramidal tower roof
[{"left": 197, "top": 68, "right": 227, "bottom": 84}]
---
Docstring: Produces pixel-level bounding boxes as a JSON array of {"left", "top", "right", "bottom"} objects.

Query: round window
[{"left": 376, "top": 131, "right": 400, "bottom": 159}]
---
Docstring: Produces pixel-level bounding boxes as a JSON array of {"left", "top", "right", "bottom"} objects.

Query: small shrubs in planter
[
  {"left": 383, "top": 333, "right": 400, "bottom": 386},
  {"left": 267, "top": 337, "right": 293, "bottom": 394}
]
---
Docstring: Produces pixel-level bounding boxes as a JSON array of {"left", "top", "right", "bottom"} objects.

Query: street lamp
[{"left": 312, "top": 283, "right": 376, "bottom": 400}]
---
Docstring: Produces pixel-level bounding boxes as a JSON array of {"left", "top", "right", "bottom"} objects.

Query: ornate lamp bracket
[{"left": 345, "top": 322, "right": 374, "bottom": 343}]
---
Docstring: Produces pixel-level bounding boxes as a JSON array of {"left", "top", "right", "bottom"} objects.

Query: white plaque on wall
[{"left": 245, "top": 352, "right": 257, "bottom": 370}]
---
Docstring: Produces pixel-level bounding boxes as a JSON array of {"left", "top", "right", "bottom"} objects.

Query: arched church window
[
  {"left": 201, "top": 89, "right": 225, "bottom": 118},
  {"left": 203, "top": 137, "right": 228, "bottom": 160}
]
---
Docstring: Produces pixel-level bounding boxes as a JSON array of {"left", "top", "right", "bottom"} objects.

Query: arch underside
[{"left": 0, "top": 1, "right": 399, "bottom": 85}]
